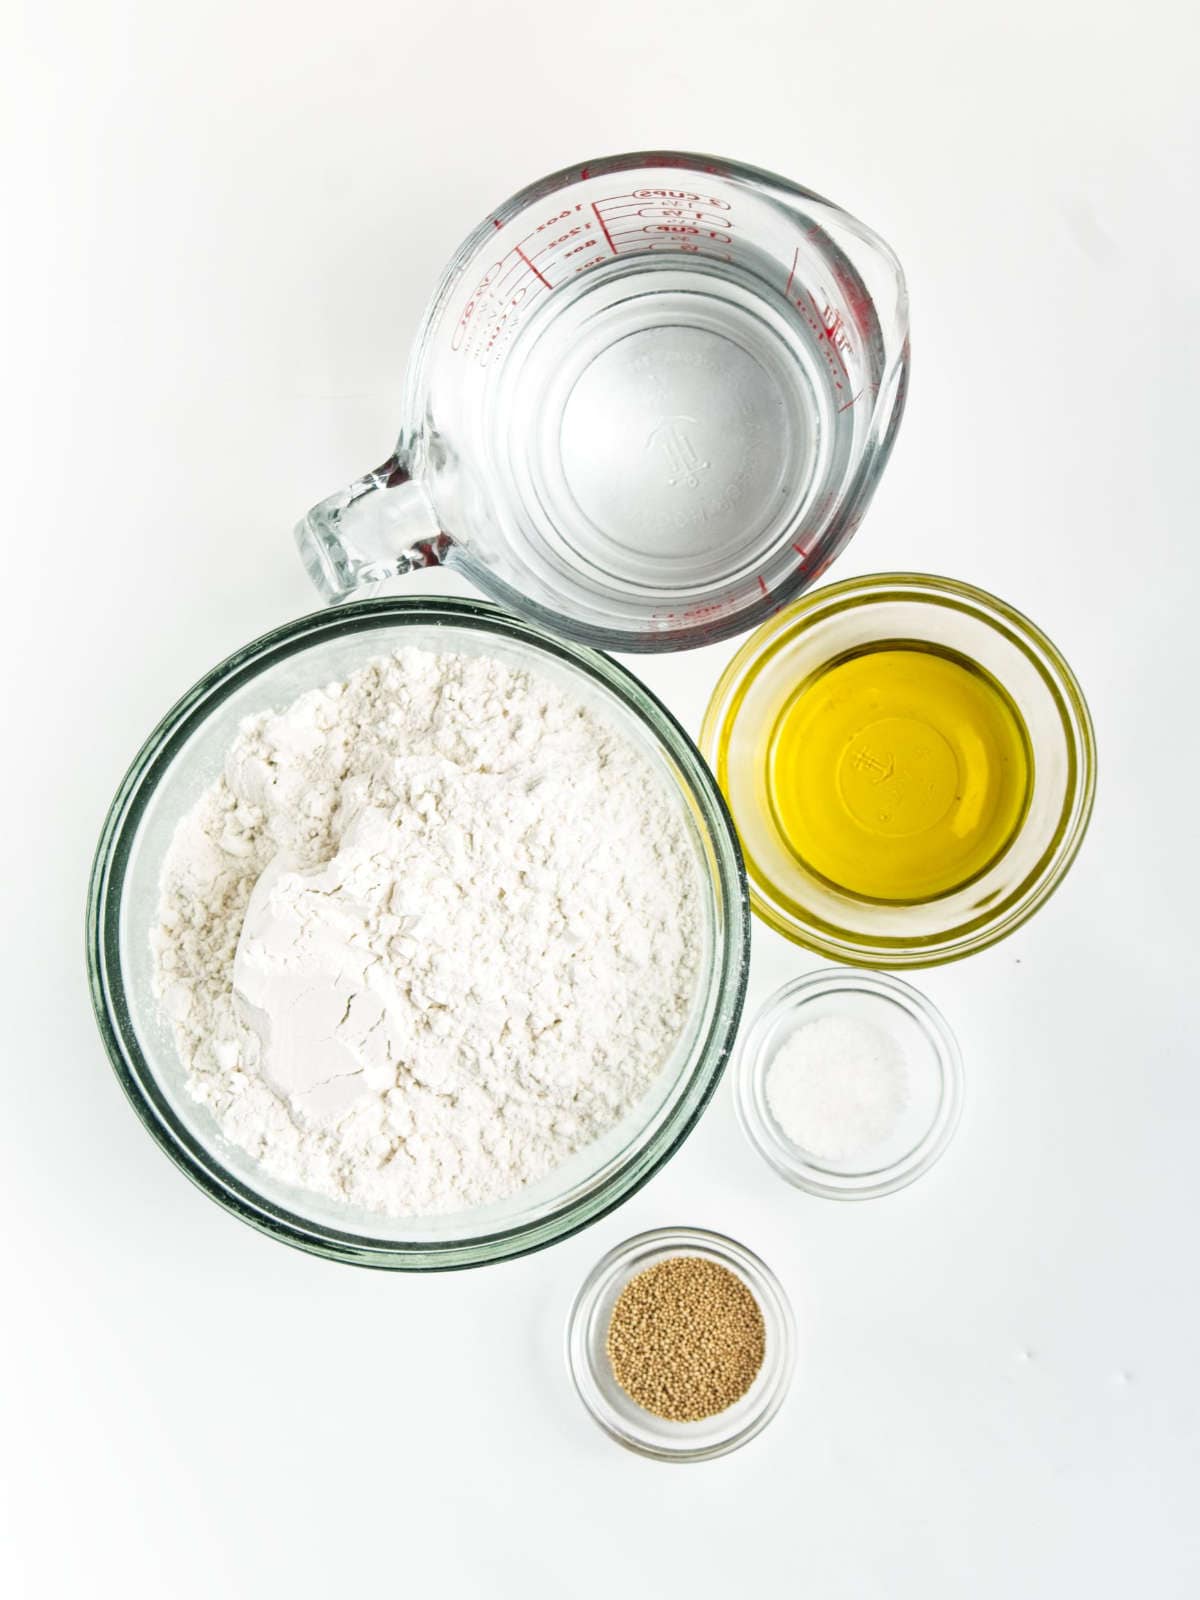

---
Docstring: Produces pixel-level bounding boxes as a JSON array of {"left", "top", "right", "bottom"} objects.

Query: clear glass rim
[
  {"left": 402, "top": 150, "right": 911, "bottom": 654},
  {"left": 700, "top": 571, "right": 1098, "bottom": 966},
  {"left": 86, "top": 598, "right": 749, "bottom": 1270},
  {"left": 412, "top": 147, "right": 905, "bottom": 382},
  {"left": 734, "top": 969, "right": 964, "bottom": 1200},
  {"left": 565, "top": 1225, "right": 797, "bottom": 1461}
]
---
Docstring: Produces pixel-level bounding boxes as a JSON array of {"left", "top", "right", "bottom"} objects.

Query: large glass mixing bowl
[{"left": 87, "top": 599, "right": 749, "bottom": 1268}]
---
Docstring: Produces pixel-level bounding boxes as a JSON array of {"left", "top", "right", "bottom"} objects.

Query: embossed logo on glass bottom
[{"left": 648, "top": 417, "right": 711, "bottom": 489}]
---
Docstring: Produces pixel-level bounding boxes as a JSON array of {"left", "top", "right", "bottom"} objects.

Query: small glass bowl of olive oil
[{"left": 700, "top": 574, "right": 1095, "bottom": 966}]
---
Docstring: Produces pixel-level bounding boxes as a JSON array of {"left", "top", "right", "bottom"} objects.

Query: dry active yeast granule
[{"left": 606, "top": 1256, "right": 766, "bottom": 1422}]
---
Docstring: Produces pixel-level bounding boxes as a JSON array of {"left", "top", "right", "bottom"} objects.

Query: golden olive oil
[{"left": 764, "top": 643, "right": 1032, "bottom": 902}]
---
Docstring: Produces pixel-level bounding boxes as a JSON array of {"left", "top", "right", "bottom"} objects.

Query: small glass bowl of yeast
[{"left": 566, "top": 1227, "right": 796, "bottom": 1461}]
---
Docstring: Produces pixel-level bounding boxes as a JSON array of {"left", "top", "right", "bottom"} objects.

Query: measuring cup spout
[
  {"left": 295, "top": 454, "right": 448, "bottom": 602},
  {"left": 811, "top": 203, "right": 910, "bottom": 376}
]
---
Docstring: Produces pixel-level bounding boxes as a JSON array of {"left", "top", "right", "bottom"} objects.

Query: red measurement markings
[
  {"left": 541, "top": 224, "right": 585, "bottom": 250},
  {"left": 600, "top": 216, "right": 734, "bottom": 235},
  {"left": 592, "top": 201, "right": 618, "bottom": 255},
  {"left": 644, "top": 224, "right": 732, "bottom": 241},
  {"left": 830, "top": 258, "right": 878, "bottom": 340},
  {"left": 497, "top": 245, "right": 551, "bottom": 295},
  {"left": 514, "top": 244, "right": 552, "bottom": 289},
  {"left": 757, "top": 576, "right": 770, "bottom": 598},
  {"left": 781, "top": 248, "right": 856, "bottom": 387},
  {"left": 786, "top": 289, "right": 852, "bottom": 392},
  {"left": 495, "top": 262, "right": 533, "bottom": 296},
  {"left": 811, "top": 292, "right": 852, "bottom": 361},
  {"left": 469, "top": 249, "right": 550, "bottom": 366},
  {"left": 836, "top": 391, "right": 863, "bottom": 413},
  {"left": 521, "top": 205, "right": 586, "bottom": 244},
  {"left": 451, "top": 260, "right": 503, "bottom": 351},
  {"left": 599, "top": 202, "right": 731, "bottom": 223},
  {"left": 632, "top": 188, "right": 731, "bottom": 209},
  {"left": 591, "top": 239, "right": 734, "bottom": 265}
]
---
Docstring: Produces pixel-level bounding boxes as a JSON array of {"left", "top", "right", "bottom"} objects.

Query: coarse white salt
[{"left": 765, "top": 1013, "right": 909, "bottom": 1165}]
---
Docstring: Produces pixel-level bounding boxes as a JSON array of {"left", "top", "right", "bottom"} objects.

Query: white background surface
[{"left": 5, "top": 2, "right": 1199, "bottom": 1595}]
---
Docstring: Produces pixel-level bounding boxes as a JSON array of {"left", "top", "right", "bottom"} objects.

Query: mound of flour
[{"left": 151, "top": 646, "right": 702, "bottom": 1216}]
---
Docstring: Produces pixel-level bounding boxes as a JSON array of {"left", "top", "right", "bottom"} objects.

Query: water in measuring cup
[{"left": 485, "top": 246, "right": 859, "bottom": 614}]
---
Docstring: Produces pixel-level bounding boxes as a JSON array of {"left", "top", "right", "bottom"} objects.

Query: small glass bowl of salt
[{"left": 735, "top": 969, "right": 963, "bottom": 1199}]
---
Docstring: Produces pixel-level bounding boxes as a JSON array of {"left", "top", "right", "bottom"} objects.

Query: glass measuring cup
[{"left": 297, "top": 151, "right": 910, "bottom": 652}]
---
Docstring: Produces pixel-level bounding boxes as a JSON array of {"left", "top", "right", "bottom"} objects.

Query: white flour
[{"left": 151, "top": 646, "right": 702, "bottom": 1216}]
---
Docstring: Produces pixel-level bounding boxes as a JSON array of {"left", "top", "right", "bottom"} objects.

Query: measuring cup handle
[{"left": 295, "top": 454, "right": 449, "bottom": 602}]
